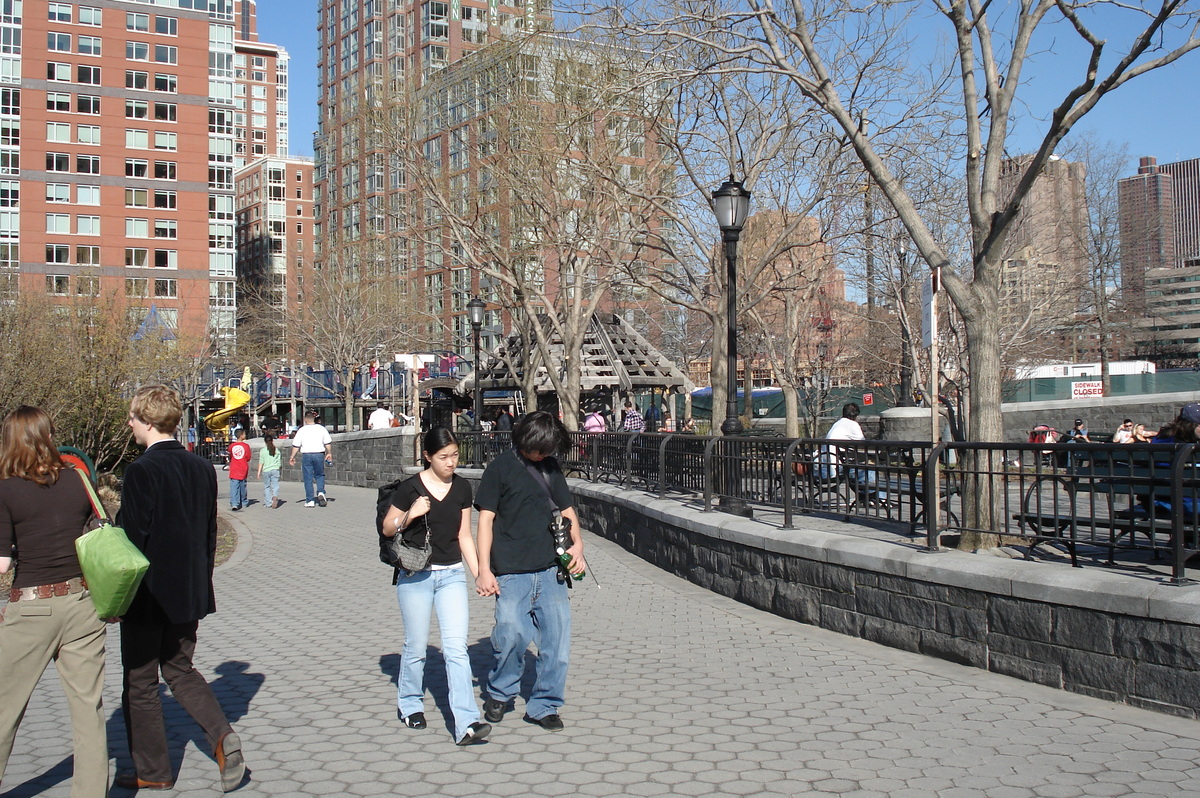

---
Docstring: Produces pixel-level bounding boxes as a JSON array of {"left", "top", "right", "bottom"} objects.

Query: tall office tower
[
  {"left": 234, "top": 156, "right": 314, "bottom": 358},
  {"left": 8, "top": 0, "right": 242, "bottom": 349},
  {"left": 1118, "top": 156, "right": 1176, "bottom": 311},
  {"left": 232, "top": 0, "right": 288, "bottom": 168},
  {"left": 996, "top": 154, "right": 1089, "bottom": 308}
]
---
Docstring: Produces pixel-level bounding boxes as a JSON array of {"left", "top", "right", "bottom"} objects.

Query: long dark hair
[
  {"left": 422, "top": 426, "right": 458, "bottom": 467},
  {"left": 0, "top": 406, "right": 63, "bottom": 485},
  {"left": 264, "top": 434, "right": 276, "bottom": 456}
]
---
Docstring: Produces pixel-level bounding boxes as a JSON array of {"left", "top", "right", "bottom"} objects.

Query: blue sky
[{"left": 259, "top": 1, "right": 1199, "bottom": 169}]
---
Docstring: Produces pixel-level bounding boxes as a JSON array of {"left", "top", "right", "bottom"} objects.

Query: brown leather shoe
[
  {"left": 114, "top": 773, "right": 175, "bottom": 790},
  {"left": 216, "top": 731, "right": 245, "bottom": 792}
]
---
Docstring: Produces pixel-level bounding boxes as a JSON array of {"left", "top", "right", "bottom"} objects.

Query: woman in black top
[
  {"left": 382, "top": 427, "right": 489, "bottom": 746},
  {"left": 0, "top": 406, "right": 108, "bottom": 796}
]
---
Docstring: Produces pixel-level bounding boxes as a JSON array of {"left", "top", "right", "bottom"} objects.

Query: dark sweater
[{"left": 0, "top": 470, "right": 92, "bottom": 589}]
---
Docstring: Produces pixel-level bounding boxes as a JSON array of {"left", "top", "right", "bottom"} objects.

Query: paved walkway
[{"left": 5, "top": 476, "right": 1200, "bottom": 797}]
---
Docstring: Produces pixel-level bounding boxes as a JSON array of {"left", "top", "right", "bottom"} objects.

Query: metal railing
[{"left": 452, "top": 431, "right": 1200, "bottom": 584}]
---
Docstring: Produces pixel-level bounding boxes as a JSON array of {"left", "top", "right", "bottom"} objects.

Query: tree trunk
[
  {"left": 958, "top": 300, "right": 1003, "bottom": 550},
  {"left": 782, "top": 383, "right": 800, "bottom": 438},
  {"left": 344, "top": 367, "right": 356, "bottom": 432}
]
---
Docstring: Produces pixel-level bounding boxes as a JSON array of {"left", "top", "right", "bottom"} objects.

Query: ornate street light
[
  {"left": 467, "top": 296, "right": 486, "bottom": 466},
  {"left": 712, "top": 175, "right": 752, "bottom": 516}
]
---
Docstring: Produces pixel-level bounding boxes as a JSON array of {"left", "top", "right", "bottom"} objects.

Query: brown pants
[
  {"left": 0, "top": 590, "right": 108, "bottom": 798},
  {"left": 120, "top": 618, "right": 233, "bottom": 783}
]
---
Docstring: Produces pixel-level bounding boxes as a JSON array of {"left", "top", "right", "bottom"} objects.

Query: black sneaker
[
  {"left": 456, "top": 721, "right": 491, "bottom": 746},
  {"left": 399, "top": 711, "right": 426, "bottom": 729},
  {"left": 482, "top": 697, "right": 508, "bottom": 723},
  {"left": 523, "top": 713, "right": 564, "bottom": 732}
]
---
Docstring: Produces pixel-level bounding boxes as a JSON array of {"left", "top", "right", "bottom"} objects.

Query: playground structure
[{"left": 203, "top": 386, "right": 251, "bottom": 434}]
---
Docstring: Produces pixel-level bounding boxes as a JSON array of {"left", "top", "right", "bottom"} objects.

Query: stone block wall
[
  {"left": 572, "top": 483, "right": 1200, "bottom": 718},
  {"left": 270, "top": 427, "right": 418, "bottom": 488}
]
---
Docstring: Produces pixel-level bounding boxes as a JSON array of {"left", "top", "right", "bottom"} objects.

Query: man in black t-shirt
[{"left": 475, "top": 411, "right": 585, "bottom": 732}]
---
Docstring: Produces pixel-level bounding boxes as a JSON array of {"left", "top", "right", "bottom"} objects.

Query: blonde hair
[
  {"left": 130, "top": 384, "right": 183, "bottom": 435},
  {"left": 0, "top": 406, "right": 64, "bottom": 486}
]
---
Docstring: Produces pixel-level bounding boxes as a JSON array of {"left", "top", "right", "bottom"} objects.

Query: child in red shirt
[{"left": 228, "top": 428, "right": 251, "bottom": 510}]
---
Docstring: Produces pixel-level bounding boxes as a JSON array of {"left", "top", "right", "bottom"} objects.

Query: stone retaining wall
[
  {"left": 571, "top": 482, "right": 1200, "bottom": 719},
  {"left": 270, "top": 427, "right": 418, "bottom": 488}
]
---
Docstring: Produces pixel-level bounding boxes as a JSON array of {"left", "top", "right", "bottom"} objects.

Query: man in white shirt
[
  {"left": 822, "top": 403, "right": 865, "bottom": 480},
  {"left": 367, "top": 404, "right": 395, "bottom": 430},
  {"left": 288, "top": 409, "right": 332, "bottom": 507}
]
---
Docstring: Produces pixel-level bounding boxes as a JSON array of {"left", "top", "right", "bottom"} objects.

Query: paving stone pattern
[{"left": 4, "top": 479, "right": 1200, "bottom": 796}]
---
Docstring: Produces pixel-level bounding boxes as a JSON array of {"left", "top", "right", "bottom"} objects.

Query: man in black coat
[{"left": 116, "top": 385, "right": 245, "bottom": 792}]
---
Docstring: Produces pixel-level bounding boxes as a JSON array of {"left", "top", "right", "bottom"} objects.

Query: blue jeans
[
  {"left": 395, "top": 566, "right": 479, "bottom": 740},
  {"left": 300, "top": 452, "right": 325, "bottom": 502},
  {"left": 229, "top": 478, "right": 246, "bottom": 508},
  {"left": 262, "top": 470, "right": 279, "bottom": 505},
  {"left": 488, "top": 565, "right": 571, "bottom": 720}
]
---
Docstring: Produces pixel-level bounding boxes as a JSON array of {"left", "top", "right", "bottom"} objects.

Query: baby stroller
[{"left": 1028, "top": 424, "right": 1058, "bottom": 467}]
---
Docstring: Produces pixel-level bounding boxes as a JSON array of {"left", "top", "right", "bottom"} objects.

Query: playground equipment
[{"left": 204, "top": 386, "right": 250, "bottom": 433}]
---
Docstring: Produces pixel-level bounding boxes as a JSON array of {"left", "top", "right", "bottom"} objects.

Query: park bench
[{"left": 1013, "top": 447, "right": 1200, "bottom": 567}]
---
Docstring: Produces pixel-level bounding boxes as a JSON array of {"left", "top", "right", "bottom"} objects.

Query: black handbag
[{"left": 386, "top": 478, "right": 433, "bottom": 572}]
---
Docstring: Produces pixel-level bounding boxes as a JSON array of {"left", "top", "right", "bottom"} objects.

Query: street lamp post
[
  {"left": 712, "top": 176, "right": 752, "bottom": 517},
  {"left": 467, "top": 296, "right": 486, "bottom": 467}
]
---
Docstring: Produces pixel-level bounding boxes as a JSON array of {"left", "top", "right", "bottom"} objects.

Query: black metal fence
[{"left": 455, "top": 431, "right": 1200, "bottom": 584}]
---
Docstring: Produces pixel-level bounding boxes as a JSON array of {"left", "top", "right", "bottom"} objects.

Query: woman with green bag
[{"left": 0, "top": 406, "right": 108, "bottom": 797}]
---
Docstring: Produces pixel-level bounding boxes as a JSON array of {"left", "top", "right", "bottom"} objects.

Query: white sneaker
[
  {"left": 316, "top": 492, "right": 327, "bottom": 507},
  {"left": 305, "top": 501, "right": 316, "bottom": 508}
]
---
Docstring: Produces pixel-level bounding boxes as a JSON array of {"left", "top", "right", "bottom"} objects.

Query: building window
[
  {"left": 153, "top": 131, "right": 177, "bottom": 151},
  {"left": 76, "top": 245, "right": 100, "bottom": 266},
  {"left": 125, "top": 277, "right": 148, "bottom": 297},
  {"left": 154, "top": 73, "right": 177, "bottom": 93},
  {"left": 126, "top": 13, "right": 149, "bottom": 32},
  {"left": 153, "top": 45, "right": 176, "bottom": 64},
  {"left": 125, "top": 188, "right": 148, "bottom": 207},
  {"left": 126, "top": 218, "right": 148, "bottom": 237},
  {"left": 76, "top": 95, "right": 100, "bottom": 114},
  {"left": 153, "top": 102, "right": 176, "bottom": 122},
  {"left": 153, "top": 249, "right": 177, "bottom": 269},
  {"left": 76, "top": 276, "right": 99, "bottom": 296},
  {"left": 47, "top": 275, "right": 71, "bottom": 295},
  {"left": 46, "top": 183, "right": 71, "bottom": 203},
  {"left": 47, "top": 93, "right": 71, "bottom": 112},
  {"left": 46, "top": 244, "right": 70, "bottom": 264},
  {"left": 154, "top": 278, "right": 177, "bottom": 298},
  {"left": 125, "top": 159, "right": 148, "bottom": 177},
  {"left": 77, "top": 36, "right": 101, "bottom": 56},
  {"left": 49, "top": 4, "right": 72, "bottom": 22},
  {"left": 125, "top": 248, "right": 148, "bottom": 267},
  {"left": 49, "top": 33, "right": 72, "bottom": 52},
  {"left": 153, "top": 161, "right": 176, "bottom": 180},
  {"left": 78, "top": 6, "right": 102, "bottom": 26},
  {"left": 126, "top": 70, "right": 148, "bottom": 89},
  {"left": 153, "top": 190, "right": 176, "bottom": 209},
  {"left": 46, "top": 122, "right": 71, "bottom": 143},
  {"left": 76, "top": 215, "right": 99, "bottom": 236},
  {"left": 127, "top": 41, "right": 149, "bottom": 61},
  {"left": 75, "top": 154, "right": 99, "bottom": 174},
  {"left": 76, "top": 124, "right": 100, "bottom": 145},
  {"left": 126, "top": 99, "right": 148, "bottom": 119},
  {"left": 77, "top": 64, "right": 100, "bottom": 85},
  {"left": 77, "top": 185, "right": 99, "bottom": 205},
  {"left": 47, "top": 62, "right": 71, "bottom": 82},
  {"left": 154, "top": 219, "right": 177, "bottom": 239},
  {"left": 47, "top": 152, "right": 70, "bottom": 172},
  {"left": 46, "top": 214, "right": 70, "bottom": 234},
  {"left": 155, "top": 16, "right": 177, "bottom": 36},
  {"left": 0, "top": 120, "right": 16, "bottom": 147}
]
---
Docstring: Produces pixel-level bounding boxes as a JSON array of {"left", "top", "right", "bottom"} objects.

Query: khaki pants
[{"left": 0, "top": 590, "right": 109, "bottom": 798}]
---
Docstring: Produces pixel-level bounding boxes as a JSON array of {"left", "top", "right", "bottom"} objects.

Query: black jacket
[{"left": 118, "top": 439, "right": 218, "bottom": 624}]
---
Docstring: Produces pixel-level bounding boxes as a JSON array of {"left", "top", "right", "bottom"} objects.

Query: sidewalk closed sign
[{"left": 1071, "top": 380, "right": 1104, "bottom": 399}]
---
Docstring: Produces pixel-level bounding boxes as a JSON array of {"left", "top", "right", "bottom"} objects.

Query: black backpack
[{"left": 376, "top": 477, "right": 404, "bottom": 580}]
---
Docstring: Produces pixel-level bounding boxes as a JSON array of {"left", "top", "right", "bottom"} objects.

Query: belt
[{"left": 8, "top": 576, "right": 87, "bottom": 603}]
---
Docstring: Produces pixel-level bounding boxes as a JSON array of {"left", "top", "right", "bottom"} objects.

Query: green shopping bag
[{"left": 72, "top": 469, "right": 148, "bottom": 619}]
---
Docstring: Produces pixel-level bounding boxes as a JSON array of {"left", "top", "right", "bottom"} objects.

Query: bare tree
[{"left": 591, "top": 0, "right": 1200, "bottom": 542}]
